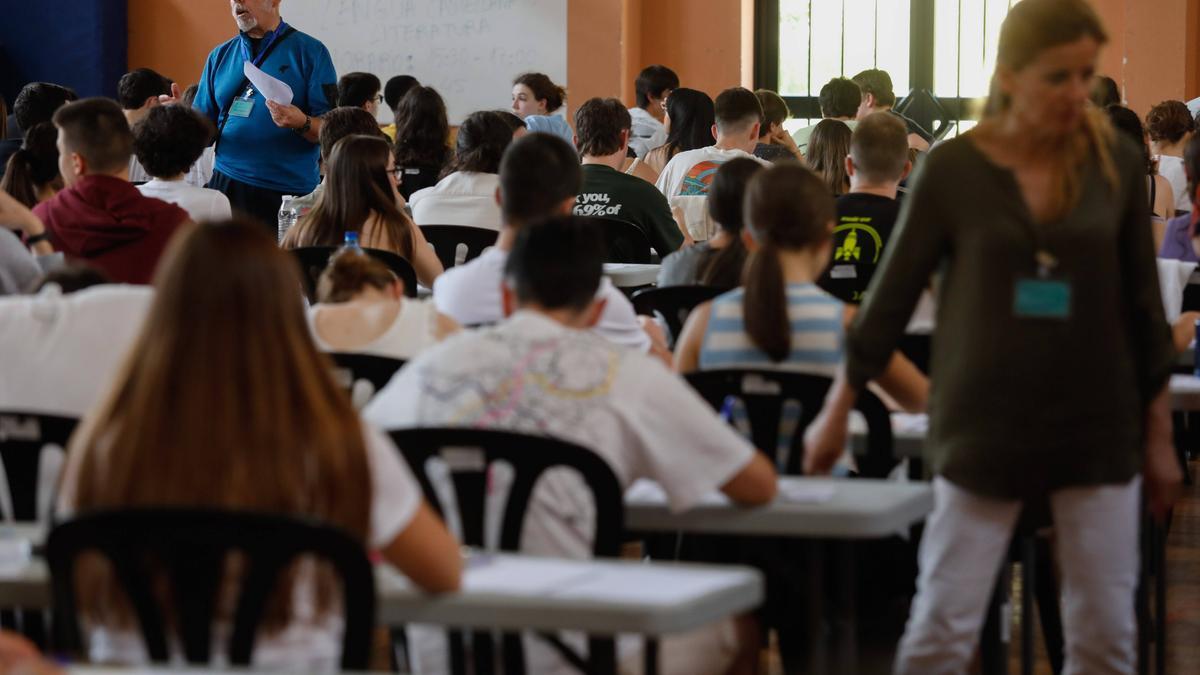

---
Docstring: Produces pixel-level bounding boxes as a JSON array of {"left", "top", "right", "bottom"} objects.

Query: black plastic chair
[
  {"left": 631, "top": 285, "right": 724, "bottom": 347},
  {"left": 290, "top": 246, "right": 419, "bottom": 301},
  {"left": 418, "top": 225, "right": 498, "bottom": 270},
  {"left": 46, "top": 508, "right": 375, "bottom": 670},
  {"left": 328, "top": 352, "right": 406, "bottom": 404},
  {"left": 684, "top": 369, "right": 896, "bottom": 478},
  {"left": 0, "top": 411, "right": 77, "bottom": 522},
  {"left": 389, "top": 427, "right": 623, "bottom": 675},
  {"left": 0, "top": 411, "right": 77, "bottom": 644},
  {"left": 585, "top": 217, "right": 654, "bottom": 264}
]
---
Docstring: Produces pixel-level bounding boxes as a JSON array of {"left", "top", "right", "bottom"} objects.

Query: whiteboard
[{"left": 284, "top": 0, "right": 568, "bottom": 123}]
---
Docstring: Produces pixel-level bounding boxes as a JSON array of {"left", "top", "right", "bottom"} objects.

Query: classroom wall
[{"left": 125, "top": 1, "right": 1195, "bottom": 121}]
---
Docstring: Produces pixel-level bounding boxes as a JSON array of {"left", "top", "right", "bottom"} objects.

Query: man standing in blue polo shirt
[{"left": 193, "top": 0, "right": 336, "bottom": 230}]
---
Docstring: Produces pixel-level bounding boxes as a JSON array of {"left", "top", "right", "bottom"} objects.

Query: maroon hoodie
[{"left": 34, "top": 175, "right": 189, "bottom": 284}]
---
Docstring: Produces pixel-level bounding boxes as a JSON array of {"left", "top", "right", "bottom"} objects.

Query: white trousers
[{"left": 894, "top": 475, "right": 1141, "bottom": 675}]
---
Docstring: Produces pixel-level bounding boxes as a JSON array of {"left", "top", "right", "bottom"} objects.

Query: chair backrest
[
  {"left": 388, "top": 428, "right": 622, "bottom": 674},
  {"left": 0, "top": 411, "right": 78, "bottom": 522},
  {"left": 893, "top": 88, "right": 950, "bottom": 141},
  {"left": 46, "top": 508, "right": 375, "bottom": 670},
  {"left": 631, "top": 285, "right": 725, "bottom": 346},
  {"left": 418, "top": 225, "right": 498, "bottom": 269},
  {"left": 388, "top": 428, "right": 623, "bottom": 556},
  {"left": 684, "top": 369, "right": 895, "bottom": 477},
  {"left": 584, "top": 217, "right": 653, "bottom": 264},
  {"left": 327, "top": 352, "right": 406, "bottom": 408},
  {"left": 290, "top": 246, "right": 419, "bottom": 301}
]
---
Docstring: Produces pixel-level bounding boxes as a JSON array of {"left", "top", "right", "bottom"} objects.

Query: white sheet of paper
[
  {"left": 243, "top": 61, "right": 293, "bottom": 105},
  {"left": 777, "top": 481, "right": 836, "bottom": 504}
]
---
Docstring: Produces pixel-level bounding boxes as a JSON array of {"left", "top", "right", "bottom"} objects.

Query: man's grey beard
[{"left": 235, "top": 15, "right": 258, "bottom": 32}]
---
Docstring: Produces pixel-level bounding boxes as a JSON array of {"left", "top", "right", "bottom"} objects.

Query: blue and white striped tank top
[{"left": 699, "top": 283, "right": 844, "bottom": 376}]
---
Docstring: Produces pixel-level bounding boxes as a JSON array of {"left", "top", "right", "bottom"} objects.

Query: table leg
[
  {"left": 1154, "top": 521, "right": 1166, "bottom": 675},
  {"left": 832, "top": 541, "right": 858, "bottom": 675},
  {"left": 807, "top": 540, "right": 829, "bottom": 675},
  {"left": 980, "top": 564, "right": 1010, "bottom": 675},
  {"left": 643, "top": 636, "right": 659, "bottom": 675}
]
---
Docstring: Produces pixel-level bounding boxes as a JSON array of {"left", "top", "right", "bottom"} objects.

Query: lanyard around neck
[{"left": 240, "top": 20, "right": 289, "bottom": 68}]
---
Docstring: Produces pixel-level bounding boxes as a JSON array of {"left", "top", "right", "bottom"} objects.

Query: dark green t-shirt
[{"left": 574, "top": 164, "right": 683, "bottom": 257}]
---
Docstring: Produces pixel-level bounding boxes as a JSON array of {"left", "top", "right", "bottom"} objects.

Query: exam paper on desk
[
  {"left": 244, "top": 62, "right": 294, "bottom": 105},
  {"left": 625, "top": 479, "right": 835, "bottom": 506}
]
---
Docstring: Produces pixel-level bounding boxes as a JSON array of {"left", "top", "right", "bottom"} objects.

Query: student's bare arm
[
  {"left": 720, "top": 452, "right": 778, "bottom": 505},
  {"left": 673, "top": 301, "right": 712, "bottom": 373},
  {"left": 379, "top": 501, "right": 463, "bottom": 592}
]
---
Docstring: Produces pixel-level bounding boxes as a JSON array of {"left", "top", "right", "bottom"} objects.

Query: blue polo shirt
[{"left": 193, "top": 23, "right": 337, "bottom": 195}]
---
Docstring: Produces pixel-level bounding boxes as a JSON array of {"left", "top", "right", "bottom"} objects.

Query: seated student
[
  {"left": 852, "top": 69, "right": 933, "bottom": 151},
  {"left": 1106, "top": 105, "right": 1175, "bottom": 246},
  {"left": 752, "top": 89, "right": 803, "bottom": 162},
  {"left": 628, "top": 65, "right": 678, "bottom": 158},
  {"left": 365, "top": 216, "right": 776, "bottom": 675},
  {"left": 790, "top": 77, "right": 861, "bottom": 155},
  {"left": 291, "top": 106, "right": 387, "bottom": 216},
  {"left": 807, "top": 119, "right": 852, "bottom": 195},
  {"left": 34, "top": 98, "right": 192, "bottom": 285},
  {"left": 0, "top": 122, "right": 63, "bottom": 208},
  {"left": 380, "top": 74, "right": 420, "bottom": 140},
  {"left": 309, "top": 248, "right": 459, "bottom": 360},
  {"left": 572, "top": 97, "right": 687, "bottom": 256},
  {"left": 1160, "top": 132, "right": 1200, "bottom": 262},
  {"left": 392, "top": 86, "right": 451, "bottom": 200},
  {"left": 1147, "top": 100, "right": 1195, "bottom": 215},
  {"left": 495, "top": 110, "right": 527, "bottom": 138},
  {"left": 817, "top": 112, "right": 912, "bottom": 303},
  {"left": 132, "top": 105, "right": 232, "bottom": 223},
  {"left": 0, "top": 83, "right": 77, "bottom": 180},
  {"left": 0, "top": 228, "right": 41, "bottom": 295},
  {"left": 657, "top": 157, "right": 763, "bottom": 288},
  {"left": 283, "top": 135, "right": 443, "bottom": 288},
  {"left": 118, "top": 68, "right": 172, "bottom": 184},
  {"left": 56, "top": 221, "right": 461, "bottom": 671},
  {"left": 433, "top": 133, "right": 666, "bottom": 358},
  {"left": 655, "top": 87, "right": 770, "bottom": 199},
  {"left": 409, "top": 111, "right": 512, "bottom": 230},
  {"left": 675, "top": 165, "right": 927, "bottom": 413},
  {"left": 1091, "top": 75, "right": 1121, "bottom": 108},
  {"left": 336, "top": 71, "right": 383, "bottom": 118},
  {"left": 510, "top": 72, "right": 567, "bottom": 119},
  {"left": 643, "top": 88, "right": 716, "bottom": 178}
]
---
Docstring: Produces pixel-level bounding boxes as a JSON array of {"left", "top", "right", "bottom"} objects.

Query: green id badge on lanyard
[
  {"left": 1014, "top": 277, "right": 1071, "bottom": 319},
  {"left": 229, "top": 99, "right": 254, "bottom": 118}
]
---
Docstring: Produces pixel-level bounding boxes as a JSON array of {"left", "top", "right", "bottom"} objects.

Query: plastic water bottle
[
  {"left": 277, "top": 196, "right": 297, "bottom": 244},
  {"left": 343, "top": 231, "right": 362, "bottom": 253}
]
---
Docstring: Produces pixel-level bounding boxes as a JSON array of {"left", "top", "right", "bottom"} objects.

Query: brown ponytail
[
  {"left": 742, "top": 165, "right": 836, "bottom": 362},
  {"left": 316, "top": 249, "right": 399, "bottom": 303},
  {"left": 0, "top": 122, "right": 62, "bottom": 208}
]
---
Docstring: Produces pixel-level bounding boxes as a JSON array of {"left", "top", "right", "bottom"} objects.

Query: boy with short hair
[
  {"left": 628, "top": 64, "right": 678, "bottom": 158},
  {"left": 655, "top": 86, "right": 770, "bottom": 199},
  {"left": 573, "top": 97, "right": 685, "bottom": 256},
  {"left": 818, "top": 111, "right": 912, "bottom": 304}
]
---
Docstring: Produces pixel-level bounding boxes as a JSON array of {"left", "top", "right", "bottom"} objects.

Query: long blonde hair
[
  {"left": 68, "top": 220, "right": 371, "bottom": 629},
  {"left": 984, "top": 0, "right": 1117, "bottom": 220}
]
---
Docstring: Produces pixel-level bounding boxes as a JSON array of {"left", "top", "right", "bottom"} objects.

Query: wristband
[
  {"left": 25, "top": 232, "right": 49, "bottom": 246},
  {"left": 295, "top": 115, "right": 312, "bottom": 135}
]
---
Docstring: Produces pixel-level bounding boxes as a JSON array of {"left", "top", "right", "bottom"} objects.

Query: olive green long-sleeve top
[{"left": 846, "top": 135, "right": 1175, "bottom": 500}]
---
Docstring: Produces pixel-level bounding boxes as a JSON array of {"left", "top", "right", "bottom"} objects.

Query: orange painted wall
[{"left": 127, "top": 1, "right": 1196, "bottom": 120}]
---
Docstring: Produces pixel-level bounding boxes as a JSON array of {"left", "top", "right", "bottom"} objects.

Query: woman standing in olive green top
[{"left": 804, "top": 1, "right": 1181, "bottom": 673}]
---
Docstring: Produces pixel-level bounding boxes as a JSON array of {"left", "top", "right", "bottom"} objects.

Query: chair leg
[
  {"left": 1154, "top": 521, "right": 1167, "bottom": 675},
  {"left": 980, "top": 564, "right": 1010, "bottom": 675},
  {"left": 1032, "top": 538, "right": 1063, "bottom": 674},
  {"left": 1137, "top": 512, "right": 1152, "bottom": 675},
  {"left": 1020, "top": 539, "right": 1035, "bottom": 675}
]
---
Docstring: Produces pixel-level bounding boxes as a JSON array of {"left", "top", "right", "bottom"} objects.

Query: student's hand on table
[
  {"left": 157, "top": 82, "right": 183, "bottom": 106},
  {"left": 802, "top": 406, "right": 848, "bottom": 475},
  {"left": 266, "top": 100, "right": 308, "bottom": 129}
]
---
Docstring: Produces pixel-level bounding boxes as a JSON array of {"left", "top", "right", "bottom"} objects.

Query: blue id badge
[
  {"left": 1014, "top": 277, "right": 1071, "bottom": 319},
  {"left": 229, "top": 86, "right": 255, "bottom": 118}
]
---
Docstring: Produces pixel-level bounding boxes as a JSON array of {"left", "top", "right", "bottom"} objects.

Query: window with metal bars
[{"left": 756, "top": 0, "right": 1019, "bottom": 139}]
